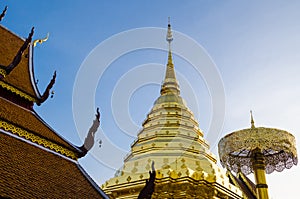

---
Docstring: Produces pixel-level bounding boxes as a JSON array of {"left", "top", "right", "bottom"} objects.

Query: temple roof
[
  {"left": 0, "top": 25, "right": 40, "bottom": 102},
  {"left": 0, "top": 96, "right": 81, "bottom": 159},
  {"left": 0, "top": 132, "right": 108, "bottom": 199},
  {"left": 0, "top": 18, "right": 95, "bottom": 159},
  {"left": 0, "top": 8, "right": 109, "bottom": 198}
]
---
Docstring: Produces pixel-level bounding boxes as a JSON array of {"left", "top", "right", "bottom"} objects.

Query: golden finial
[
  {"left": 250, "top": 110, "right": 255, "bottom": 128},
  {"left": 166, "top": 17, "right": 174, "bottom": 66},
  {"left": 166, "top": 17, "right": 173, "bottom": 45},
  {"left": 160, "top": 18, "right": 180, "bottom": 95},
  {"left": 33, "top": 33, "right": 49, "bottom": 47}
]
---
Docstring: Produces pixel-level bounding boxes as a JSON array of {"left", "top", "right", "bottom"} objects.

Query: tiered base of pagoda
[{"left": 102, "top": 166, "right": 243, "bottom": 199}]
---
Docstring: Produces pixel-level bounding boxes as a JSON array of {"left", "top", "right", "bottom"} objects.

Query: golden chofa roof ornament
[
  {"left": 33, "top": 32, "right": 49, "bottom": 47},
  {"left": 218, "top": 111, "right": 298, "bottom": 199}
]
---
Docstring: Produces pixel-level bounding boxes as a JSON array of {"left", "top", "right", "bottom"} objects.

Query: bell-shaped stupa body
[{"left": 102, "top": 23, "right": 243, "bottom": 199}]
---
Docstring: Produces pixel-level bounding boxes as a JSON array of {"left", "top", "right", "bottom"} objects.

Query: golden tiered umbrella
[{"left": 218, "top": 112, "right": 297, "bottom": 199}]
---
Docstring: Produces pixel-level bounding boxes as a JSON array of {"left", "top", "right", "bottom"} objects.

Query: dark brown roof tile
[
  {"left": 0, "top": 97, "right": 79, "bottom": 155},
  {"left": 0, "top": 132, "right": 107, "bottom": 198}
]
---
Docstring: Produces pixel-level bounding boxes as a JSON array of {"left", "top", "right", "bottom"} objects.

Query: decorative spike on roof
[
  {"left": 160, "top": 18, "right": 180, "bottom": 95},
  {"left": 78, "top": 108, "right": 101, "bottom": 157},
  {"left": 0, "top": 27, "right": 34, "bottom": 78},
  {"left": 0, "top": 23, "right": 57, "bottom": 107},
  {"left": 36, "top": 70, "right": 56, "bottom": 106},
  {"left": 0, "top": 6, "right": 7, "bottom": 22},
  {"left": 250, "top": 110, "right": 255, "bottom": 128},
  {"left": 138, "top": 161, "right": 156, "bottom": 199},
  {"left": 33, "top": 32, "right": 49, "bottom": 47}
]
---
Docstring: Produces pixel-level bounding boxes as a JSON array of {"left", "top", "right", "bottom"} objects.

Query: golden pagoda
[{"left": 102, "top": 21, "right": 249, "bottom": 199}]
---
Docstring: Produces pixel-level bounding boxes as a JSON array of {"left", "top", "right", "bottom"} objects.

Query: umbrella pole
[{"left": 253, "top": 149, "right": 269, "bottom": 199}]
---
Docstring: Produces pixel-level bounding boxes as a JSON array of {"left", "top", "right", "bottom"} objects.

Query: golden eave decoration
[
  {"left": 0, "top": 68, "right": 6, "bottom": 78},
  {"left": 218, "top": 124, "right": 298, "bottom": 175},
  {"left": 0, "top": 119, "right": 77, "bottom": 160},
  {"left": 0, "top": 81, "right": 37, "bottom": 102}
]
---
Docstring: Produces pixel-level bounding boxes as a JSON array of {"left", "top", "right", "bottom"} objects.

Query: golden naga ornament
[{"left": 33, "top": 32, "right": 49, "bottom": 47}]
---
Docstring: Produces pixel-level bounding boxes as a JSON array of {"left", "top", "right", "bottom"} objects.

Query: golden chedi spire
[
  {"left": 102, "top": 20, "right": 243, "bottom": 199},
  {"left": 161, "top": 18, "right": 180, "bottom": 95}
]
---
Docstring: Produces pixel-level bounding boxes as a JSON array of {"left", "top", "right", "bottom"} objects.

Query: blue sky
[{"left": 2, "top": 1, "right": 300, "bottom": 198}]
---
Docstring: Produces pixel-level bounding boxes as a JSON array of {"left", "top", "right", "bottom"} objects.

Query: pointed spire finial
[
  {"left": 250, "top": 110, "right": 255, "bottom": 128},
  {"left": 160, "top": 18, "right": 180, "bottom": 95},
  {"left": 166, "top": 17, "right": 173, "bottom": 46},
  {"left": 166, "top": 17, "right": 173, "bottom": 66}
]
